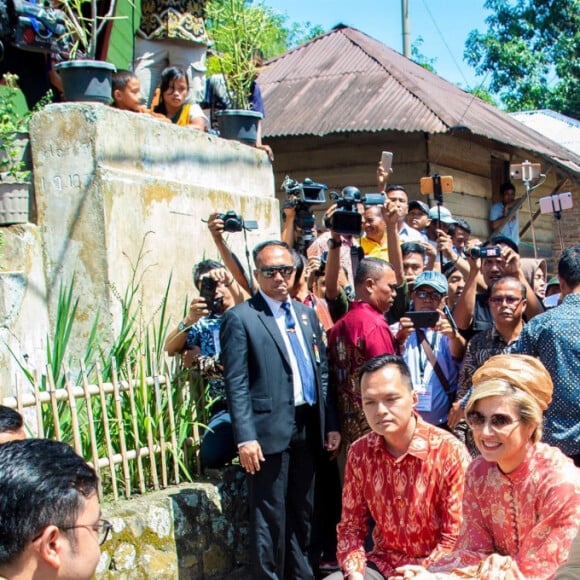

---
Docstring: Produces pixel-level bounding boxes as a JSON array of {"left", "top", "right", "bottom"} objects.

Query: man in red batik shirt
[{"left": 326, "top": 355, "right": 470, "bottom": 580}]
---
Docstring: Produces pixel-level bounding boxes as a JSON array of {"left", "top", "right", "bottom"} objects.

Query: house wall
[{"left": 268, "top": 131, "right": 578, "bottom": 272}]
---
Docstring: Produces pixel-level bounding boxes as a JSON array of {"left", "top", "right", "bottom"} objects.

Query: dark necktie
[{"left": 281, "top": 302, "right": 316, "bottom": 405}]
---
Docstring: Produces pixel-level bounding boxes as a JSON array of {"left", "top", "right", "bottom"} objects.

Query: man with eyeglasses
[
  {"left": 448, "top": 276, "right": 527, "bottom": 441},
  {"left": 0, "top": 438, "right": 107, "bottom": 580},
  {"left": 394, "top": 271, "right": 465, "bottom": 429},
  {"left": 220, "top": 240, "right": 340, "bottom": 579}
]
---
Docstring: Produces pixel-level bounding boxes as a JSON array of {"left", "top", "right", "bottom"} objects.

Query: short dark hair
[
  {"left": 0, "top": 406, "right": 23, "bottom": 434},
  {"left": 252, "top": 240, "right": 290, "bottom": 267},
  {"left": 558, "top": 245, "right": 580, "bottom": 289},
  {"left": 386, "top": 185, "right": 407, "bottom": 194},
  {"left": 448, "top": 217, "right": 472, "bottom": 236},
  {"left": 291, "top": 249, "right": 307, "bottom": 281},
  {"left": 500, "top": 182, "right": 515, "bottom": 194},
  {"left": 358, "top": 354, "right": 413, "bottom": 392},
  {"left": 0, "top": 439, "right": 98, "bottom": 565},
  {"left": 193, "top": 259, "right": 223, "bottom": 288},
  {"left": 484, "top": 235, "right": 519, "bottom": 254},
  {"left": 442, "top": 261, "right": 457, "bottom": 279},
  {"left": 112, "top": 69, "right": 138, "bottom": 93},
  {"left": 401, "top": 241, "right": 426, "bottom": 258},
  {"left": 354, "top": 257, "right": 393, "bottom": 287},
  {"left": 489, "top": 276, "right": 527, "bottom": 299}
]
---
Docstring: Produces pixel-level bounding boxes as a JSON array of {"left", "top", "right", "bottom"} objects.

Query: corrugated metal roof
[{"left": 259, "top": 26, "right": 580, "bottom": 176}]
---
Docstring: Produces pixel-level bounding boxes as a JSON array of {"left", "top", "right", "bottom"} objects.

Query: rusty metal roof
[{"left": 259, "top": 25, "right": 580, "bottom": 176}]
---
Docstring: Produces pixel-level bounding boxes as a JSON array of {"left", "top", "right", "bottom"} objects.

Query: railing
[{"left": 2, "top": 357, "right": 205, "bottom": 501}]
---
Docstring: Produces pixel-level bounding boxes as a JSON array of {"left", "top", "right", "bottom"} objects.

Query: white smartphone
[
  {"left": 539, "top": 192, "right": 573, "bottom": 214},
  {"left": 510, "top": 162, "right": 541, "bottom": 180},
  {"left": 381, "top": 151, "right": 393, "bottom": 173}
]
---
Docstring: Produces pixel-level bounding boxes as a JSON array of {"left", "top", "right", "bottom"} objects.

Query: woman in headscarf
[
  {"left": 520, "top": 257, "right": 547, "bottom": 300},
  {"left": 394, "top": 354, "right": 580, "bottom": 580}
]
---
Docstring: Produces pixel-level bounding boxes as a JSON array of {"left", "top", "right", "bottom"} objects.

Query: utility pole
[{"left": 401, "top": 0, "right": 410, "bottom": 57}]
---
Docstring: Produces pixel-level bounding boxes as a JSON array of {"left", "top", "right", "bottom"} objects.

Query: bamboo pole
[
  {"left": 33, "top": 370, "right": 44, "bottom": 438},
  {"left": 164, "top": 368, "right": 180, "bottom": 485},
  {"left": 151, "top": 355, "right": 167, "bottom": 488},
  {"left": 125, "top": 363, "right": 146, "bottom": 495},
  {"left": 96, "top": 362, "right": 118, "bottom": 501},
  {"left": 46, "top": 365, "right": 61, "bottom": 441},
  {"left": 141, "top": 357, "right": 159, "bottom": 490},
  {"left": 111, "top": 360, "right": 131, "bottom": 499},
  {"left": 80, "top": 361, "right": 102, "bottom": 500},
  {"left": 63, "top": 363, "right": 82, "bottom": 454}
]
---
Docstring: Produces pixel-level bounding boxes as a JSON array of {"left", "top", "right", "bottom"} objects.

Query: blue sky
[{"left": 265, "top": 0, "right": 492, "bottom": 90}]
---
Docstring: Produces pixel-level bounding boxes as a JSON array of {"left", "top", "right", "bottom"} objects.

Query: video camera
[
  {"left": 328, "top": 187, "right": 385, "bottom": 236},
  {"left": 216, "top": 211, "right": 258, "bottom": 233},
  {"left": 0, "top": 0, "right": 68, "bottom": 57},
  {"left": 468, "top": 245, "right": 502, "bottom": 259},
  {"left": 281, "top": 176, "right": 327, "bottom": 253}
]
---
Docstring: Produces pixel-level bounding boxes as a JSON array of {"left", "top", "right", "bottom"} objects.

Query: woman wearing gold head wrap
[{"left": 394, "top": 354, "right": 580, "bottom": 580}]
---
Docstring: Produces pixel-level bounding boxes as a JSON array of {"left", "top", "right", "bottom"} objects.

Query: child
[
  {"left": 153, "top": 67, "right": 208, "bottom": 131},
  {"left": 0, "top": 405, "right": 26, "bottom": 443},
  {"left": 111, "top": 70, "right": 169, "bottom": 121}
]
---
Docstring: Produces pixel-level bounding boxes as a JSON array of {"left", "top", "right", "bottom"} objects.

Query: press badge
[{"left": 414, "top": 382, "right": 433, "bottom": 412}]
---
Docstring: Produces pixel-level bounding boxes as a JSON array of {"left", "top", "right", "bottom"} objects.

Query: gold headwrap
[{"left": 472, "top": 354, "right": 553, "bottom": 411}]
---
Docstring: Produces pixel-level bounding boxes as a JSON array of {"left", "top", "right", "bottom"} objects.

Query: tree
[
  {"left": 411, "top": 36, "right": 437, "bottom": 73},
  {"left": 464, "top": 0, "right": 580, "bottom": 119}
]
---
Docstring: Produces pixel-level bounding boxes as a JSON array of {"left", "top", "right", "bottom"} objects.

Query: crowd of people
[{"left": 151, "top": 164, "right": 580, "bottom": 580}]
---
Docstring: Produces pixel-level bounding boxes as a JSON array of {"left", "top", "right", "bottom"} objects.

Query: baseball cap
[
  {"left": 414, "top": 270, "right": 448, "bottom": 294},
  {"left": 408, "top": 200, "right": 430, "bottom": 215},
  {"left": 428, "top": 205, "right": 456, "bottom": 225},
  {"left": 546, "top": 276, "right": 560, "bottom": 290}
]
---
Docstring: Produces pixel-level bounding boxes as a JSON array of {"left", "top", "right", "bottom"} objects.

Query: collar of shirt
[
  {"left": 259, "top": 289, "right": 290, "bottom": 317},
  {"left": 368, "top": 414, "right": 433, "bottom": 462}
]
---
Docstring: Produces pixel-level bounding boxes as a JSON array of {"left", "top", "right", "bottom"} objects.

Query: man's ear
[
  {"left": 112, "top": 89, "right": 121, "bottom": 101},
  {"left": 411, "top": 390, "right": 419, "bottom": 409},
  {"left": 37, "top": 525, "right": 63, "bottom": 570},
  {"left": 364, "top": 277, "right": 375, "bottom": 295}
]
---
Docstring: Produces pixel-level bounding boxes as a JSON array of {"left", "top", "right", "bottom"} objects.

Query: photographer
[
  {"left": 393, "top": 271, "right": 465, "bottom": 428},
  {"left": 454, "top": 235, "right": 544, "bottom": 339},
  {"left": 164, "top": 259, "right": 246, "bottom": 469}
]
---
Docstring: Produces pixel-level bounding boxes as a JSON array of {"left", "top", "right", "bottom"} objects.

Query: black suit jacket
[{"left": 220, "top": 292, "right": 337, "bottom": 455}]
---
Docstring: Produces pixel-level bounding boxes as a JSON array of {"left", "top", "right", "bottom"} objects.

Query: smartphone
[
  {"left": 420, "top": 176, "right": 454, "bottom": 195},
  {"left": 381, "top": 151, "right": 393, "bottom": 173},
  {"left": 405, "top": 310, "right": 440, "bottom": 328},
  {"left": 199, "top": 277, "right": 218, "bottom": 310},
  {"left": 510, "top": 162, "right": 541, "bottom": 181}
]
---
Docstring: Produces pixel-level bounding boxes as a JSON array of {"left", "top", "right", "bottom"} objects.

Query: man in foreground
[
  {"left": 0, "top": 438, "right": 105, "bottom": 580},
  {"left": 327, "top": 355, "right": 469, "bottom": 579}
]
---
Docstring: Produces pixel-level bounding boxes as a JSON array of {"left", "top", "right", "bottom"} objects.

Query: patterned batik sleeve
[{"left": 336, "top": 443, "right": 371, "bottom": 576}]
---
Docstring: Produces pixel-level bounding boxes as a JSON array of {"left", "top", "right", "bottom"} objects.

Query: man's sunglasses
[{"left": 258, "top": 266, "right": 295, "bottom": 278}]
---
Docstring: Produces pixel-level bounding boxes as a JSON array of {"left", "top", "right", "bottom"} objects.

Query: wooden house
[{"left": 259, "top": 25, "right": 580, "bottom": 263}]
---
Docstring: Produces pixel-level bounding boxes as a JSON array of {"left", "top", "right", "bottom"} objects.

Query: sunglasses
[
  {"left": 258, "top": 266, "right": 295, "bottom": 278},
  {"left": 466, "top": 411, "right": 520, "bottom": 431},
  {"left": 489, "top": 296, "right": 524, "bottom": 307},
  {"left": 415, "top": 290, "right": 443, "bottom": 301}
]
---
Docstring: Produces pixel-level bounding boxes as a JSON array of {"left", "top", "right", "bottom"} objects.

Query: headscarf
[
  {"left": 472, "top": 354, "right": 553, "bottom": 411},
  {"left": 520, "top": 258, "right": 547, "bottom": 290}
]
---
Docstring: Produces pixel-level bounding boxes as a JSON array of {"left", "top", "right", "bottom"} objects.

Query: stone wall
[
  {"left": 98, "top": 467, "right": 250, "bottom": 579},
  {"left": 1, "top": 104, "right": 277, "bottom": 394}
]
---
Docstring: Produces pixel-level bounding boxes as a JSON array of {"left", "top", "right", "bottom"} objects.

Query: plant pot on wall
[
  {"left": 0, "top": 182, "right": 30, "bottom": 225},
  {"left": 216, "top": 110, "right": 263, "bottom": 146},
  {"left": 55, "top": 60, "right": 116, "bottom": 104}
]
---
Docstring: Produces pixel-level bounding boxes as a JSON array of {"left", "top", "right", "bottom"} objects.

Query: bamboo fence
[{"left": 2, "top": 358, "right": 205, "bottom": 501}]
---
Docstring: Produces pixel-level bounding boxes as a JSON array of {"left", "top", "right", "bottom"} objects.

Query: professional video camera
[
  {"left": 216, "top": 211, "right": 258, "bottom": 233},
  {"left": 281, "top": 176, "right": 327, "bottom": 253},
  {"left": 328, "top": 187, "right": 385, "bottom": 236},
  {"left": 0, "top": 0, "right": 68, "bottom": 58}
]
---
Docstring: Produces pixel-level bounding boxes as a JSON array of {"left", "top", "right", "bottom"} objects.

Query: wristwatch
[
  {"left": 327, "top": 238, "right": 341, "bottom": 250},
  {"left": 178, "top": 320, "right": 187, "bottom": 332}
]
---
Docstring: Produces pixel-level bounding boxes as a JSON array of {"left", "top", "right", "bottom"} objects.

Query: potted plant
[
  {"left": 54, "top": 0, "right": 120, "bottom": 103},
  {"left": 0, "top": 73, "right": 33, "bottom": 225},
  {"left": 205, "top": 0, "right": 278, "bottom": 146}
]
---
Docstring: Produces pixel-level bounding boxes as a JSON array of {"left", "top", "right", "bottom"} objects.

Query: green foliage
[
  {"left": 411, "top": 36, "right": 437, "bottom": 73},
  {"left": 8, "top": 236, "right": 204, "bottom": 496},
  {"left": 464, "top": 0, "right": 580, "bottom": 118},
  {"left": 206, "top": 0, "right": 286, "bottom": 109}
]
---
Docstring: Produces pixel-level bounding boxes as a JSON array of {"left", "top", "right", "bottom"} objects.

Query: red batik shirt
[{"left": 337, "top": 415, "right": 470, "bottom": 577}]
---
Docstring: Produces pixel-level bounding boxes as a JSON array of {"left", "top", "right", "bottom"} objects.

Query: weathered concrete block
[{"left": 98, "top": 466, "right": 249, "bottom": 579}]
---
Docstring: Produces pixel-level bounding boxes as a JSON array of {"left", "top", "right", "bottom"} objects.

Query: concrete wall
[{"left": 0, "top": 104, "right": 277, "bottom": 395}]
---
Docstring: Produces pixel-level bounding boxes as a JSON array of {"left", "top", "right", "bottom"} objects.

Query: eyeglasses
[
  {"left": 466, "top": 411, "right": 520, "bottom": 432},
  {"left": 258, "top": 266, "right": 295, "bottom": 278},
  {"left": 61, "top": 519, "right": 113, "bottom": 545},
  {"left": 415, "top": 290, "right": 443, "bottom": 301},
  {"left": 489, "top": 296, "right": 524, "bottom": 307}
]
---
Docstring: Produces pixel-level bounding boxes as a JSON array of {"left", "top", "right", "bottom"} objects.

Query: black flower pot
[
  {"left": 55, "top": 60, "right": 116, "bottom": 104},
  {"left": 216, "top": 109, "right": 263, "bottom": 146}
]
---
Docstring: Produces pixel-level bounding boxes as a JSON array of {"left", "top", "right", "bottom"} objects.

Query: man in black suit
[{"left": 220, "top": 240, "right": 341, "bottom": 579}]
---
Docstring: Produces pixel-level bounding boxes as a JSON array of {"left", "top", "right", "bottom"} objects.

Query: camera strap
[{"left": 416, "top": 329, "right": 454, "bottom": 404}]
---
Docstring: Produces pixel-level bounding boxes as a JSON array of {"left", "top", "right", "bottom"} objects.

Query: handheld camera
[
  {"left": 468, "top": 245, "right": 502, "bottom": 259},
  {"left": 328, "top": 187, "right": 385, "bottom": 236},
  {"left": 215, "top": 211, "right": 258, "bottom": 233}
]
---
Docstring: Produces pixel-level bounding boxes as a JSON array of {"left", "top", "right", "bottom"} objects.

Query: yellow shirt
[{"left": 361, "top": 235, "right": 389, "bottom": 261}]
